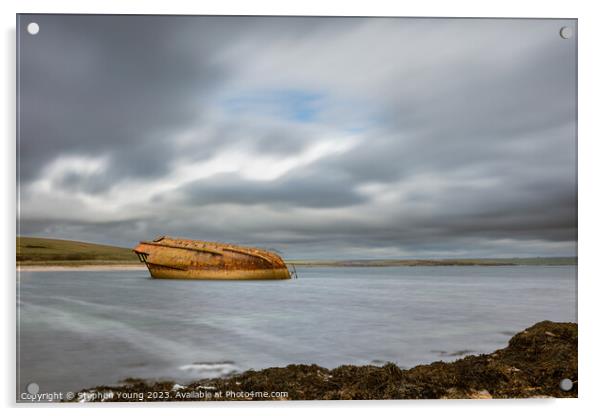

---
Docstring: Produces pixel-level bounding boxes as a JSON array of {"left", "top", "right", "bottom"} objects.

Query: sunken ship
[{"left": 133, "top": 236, "right": 291, "bottom": 280}]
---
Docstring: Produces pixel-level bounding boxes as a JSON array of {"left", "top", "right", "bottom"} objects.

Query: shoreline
[
  {"left": 17, "top": 264, "right": 146, "bottom": 272},
  {"left": 68, "top": 320, "right": 577, "bottom": 401},
  {"left": 17, "top": 260, "right": 576, "bottom": 272}
]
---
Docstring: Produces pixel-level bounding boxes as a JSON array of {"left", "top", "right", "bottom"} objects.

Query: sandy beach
[{"left": 17, "top": 264, "right": 146, "bottom": 272}]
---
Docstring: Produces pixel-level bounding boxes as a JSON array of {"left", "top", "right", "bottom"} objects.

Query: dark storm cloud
[
  {"left": 18, "top": 15, "right": 360, "bottom": 187},
  {"left": 17, "top": 16, "right": 577, "bottom": 258},
  {"left": 170, "top": 170, "right": 366, "bottom": 208},
  {"left": 330, "top": 22, "right": 576, "bottom": 183},
  {"left": 18, "top": 15, "right": 230, "bottom": 187}
]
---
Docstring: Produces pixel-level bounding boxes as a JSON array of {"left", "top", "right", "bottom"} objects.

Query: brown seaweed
[{"left": 69, "top": 320, "right": 577, "bottom": 401}]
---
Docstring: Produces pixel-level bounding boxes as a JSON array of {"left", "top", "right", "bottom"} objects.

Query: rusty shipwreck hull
[{"left": 133, "top": 236, "right": 291, "bottom": 280}]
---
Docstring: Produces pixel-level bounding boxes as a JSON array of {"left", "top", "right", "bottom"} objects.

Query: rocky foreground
[{"left": 70, "top": 321, "right": 577, "bottom": 401}]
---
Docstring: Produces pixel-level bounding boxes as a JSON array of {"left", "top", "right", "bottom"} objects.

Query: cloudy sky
[{"left": 17, "top": 15, "right": 577, "bottom": 259}]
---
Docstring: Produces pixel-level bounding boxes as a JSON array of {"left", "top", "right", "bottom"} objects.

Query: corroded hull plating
[{"left": 133, "top": 236, "right": 291, "bottom": 280}]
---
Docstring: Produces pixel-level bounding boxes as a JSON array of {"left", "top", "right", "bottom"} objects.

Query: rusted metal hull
[{"left": 133, "top": 236, "right": 291, "bottom": 280}]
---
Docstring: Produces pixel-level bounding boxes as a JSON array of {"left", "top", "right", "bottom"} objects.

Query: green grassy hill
[{"left": 17, "top": 236, "right": 139, "bottom": 265}]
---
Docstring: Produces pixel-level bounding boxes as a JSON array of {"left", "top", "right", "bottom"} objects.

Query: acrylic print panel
[{"left": 16, "top": 15, "right": 577, "bottom": 402}]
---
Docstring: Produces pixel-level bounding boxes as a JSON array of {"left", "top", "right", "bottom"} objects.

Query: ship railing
[{"left": 135, "top": 251, "right": 149, "bottom": 264}]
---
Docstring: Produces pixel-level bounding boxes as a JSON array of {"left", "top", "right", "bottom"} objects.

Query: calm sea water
[{"left": 17, "top": 266, "right": 577, "bottom": 396}]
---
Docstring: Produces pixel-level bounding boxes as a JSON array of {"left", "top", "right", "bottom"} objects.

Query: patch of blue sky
[{"left": 222, "top": 89, "right": 325, "bottom": 123}]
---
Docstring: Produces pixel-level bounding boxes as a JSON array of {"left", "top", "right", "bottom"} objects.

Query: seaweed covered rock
[{"left": 70, "top": 320, "right": 577, "bottom": 401}]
